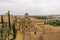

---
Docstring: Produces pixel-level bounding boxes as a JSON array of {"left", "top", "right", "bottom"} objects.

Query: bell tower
[
  {"left": 23, "top": 13, "right": 30, "bottom": 40},
  {"left": 24, "top": 13, "right": 30, "bottom": 30},
  {"left": 25, "top": 13, "right": 29, "bottom": 18},
  {"left": 24, "top": 13, "right": 30, "bottom": 24}
]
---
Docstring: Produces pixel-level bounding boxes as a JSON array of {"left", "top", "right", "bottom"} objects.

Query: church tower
[
  {"left": 24, "top": 13, "right": 30, "bottom": 30},
  {"left": 24, "top": 13, "right": 30, "bottom": 24},
  {"left": 23, "top": 13, "right": 30, "bottom": 40}
]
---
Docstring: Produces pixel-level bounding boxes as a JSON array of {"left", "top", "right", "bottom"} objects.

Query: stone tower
[
  {"left": 24, "top": 13, "right": 30, "bottom": 24},
  {"left": 23, "top": 13, "right": 30, "bottom": 40}
]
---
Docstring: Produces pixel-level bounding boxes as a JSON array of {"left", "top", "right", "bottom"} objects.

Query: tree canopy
[
  {"left": 31, "top": 16, "right": 48, "bottom": 19},
  {"left": 48, "top": 20, "right": 60, "bottom": 26}
]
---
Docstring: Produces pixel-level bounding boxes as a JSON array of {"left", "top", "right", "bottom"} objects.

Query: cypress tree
[
  {"left": 1, "top": 15, "right": 3, "bottom": 40},
  {"left": 1, "top": 15, "right": 4, "bottom": 28},
  {"left": 12, "top": 24, "right": 16, "bottom": 39},
  {"left": 8, "top": 11, "right": 11, "bottom": 30},
  {"left": 12, "top": 16, "right": 17, "bottom": 39}
]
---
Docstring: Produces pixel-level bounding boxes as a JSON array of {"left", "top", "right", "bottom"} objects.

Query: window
[
  {"left": 26, "top": 26, "right": 27, "bottom": 28},
  {"left": 34, "top": 32, "right": 36, "bottom": 34}
]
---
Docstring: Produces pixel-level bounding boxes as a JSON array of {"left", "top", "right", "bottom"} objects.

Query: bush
[
  {"left": 49, "top": 20, "right": 60, "bottom": 26},
  {"left": 10, "top": 39, "right": 14, "bottom": 40}
]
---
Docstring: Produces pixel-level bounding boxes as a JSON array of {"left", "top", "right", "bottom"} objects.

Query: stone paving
[{"left": 15, "top": 31, "right": 23, "bottom": 40}]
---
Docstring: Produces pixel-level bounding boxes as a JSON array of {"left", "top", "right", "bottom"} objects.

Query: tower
[
  {"left": 24, "top": 13, "right": 30, "bottom": 30},
  {"left": 23, "top": 13, "right": 30, "bottom": 40},
  {"left": 24, "top": 13, "right": 30, "bottom": 24}
]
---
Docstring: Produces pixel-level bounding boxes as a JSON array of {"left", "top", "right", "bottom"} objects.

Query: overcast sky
[{"left": 0, "top": 0, "right": 60, "bottom": 15}]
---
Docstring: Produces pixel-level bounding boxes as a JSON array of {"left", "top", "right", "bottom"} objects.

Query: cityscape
[
  {"left": 0, "top": 0, "right": 60, "bottom": 40},
  {"left": 0, "top": 11, "right": 60, "bottom": 40}
]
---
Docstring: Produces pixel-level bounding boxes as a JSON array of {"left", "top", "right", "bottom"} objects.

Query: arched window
[
  {"left": 26, "top": 26, "right": 27, "bottom": 28},
  {"left": 34, "top": 32, "right": 36, "bottom": 34}
]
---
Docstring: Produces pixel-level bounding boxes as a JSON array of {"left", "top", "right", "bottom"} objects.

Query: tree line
[{"left": 31, "top": 16, "right": 48, "bottom": 19}]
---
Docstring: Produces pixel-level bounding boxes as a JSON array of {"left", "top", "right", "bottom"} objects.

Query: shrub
[{"left": 49, "top": 20, "right": 60, "bottom": 26}]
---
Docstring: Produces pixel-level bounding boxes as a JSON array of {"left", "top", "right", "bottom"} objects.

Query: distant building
[{"left": 0, "top": 12, "right": 60, "bottom": 40}]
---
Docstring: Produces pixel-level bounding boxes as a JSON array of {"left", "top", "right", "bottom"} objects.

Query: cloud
[{"left": 0, "top": 0, "right": 60, "bottom": 15}]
